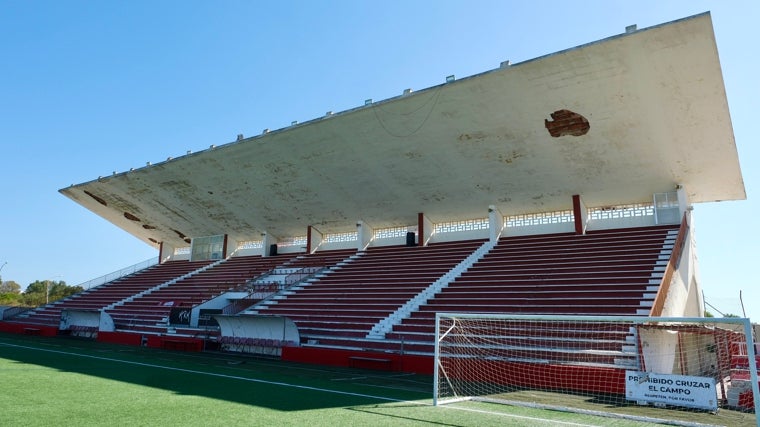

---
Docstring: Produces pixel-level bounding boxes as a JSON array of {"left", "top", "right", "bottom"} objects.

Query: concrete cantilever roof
[{"left": 60, "top": 12, "right": 744, "bottom": 249}]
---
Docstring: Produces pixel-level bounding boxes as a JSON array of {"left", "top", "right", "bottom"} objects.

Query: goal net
[{"left": 434, "top": 313, "right": 759, "bottom": 426}]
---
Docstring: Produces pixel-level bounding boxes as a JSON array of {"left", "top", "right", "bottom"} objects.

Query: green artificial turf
[{"left": 2, "top": 333, "right": 753, "bottom": 427}]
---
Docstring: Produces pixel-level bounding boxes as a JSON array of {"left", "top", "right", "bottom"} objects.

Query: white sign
[{"left": 625, "top": 371, "right": 717, "bottom": 411}]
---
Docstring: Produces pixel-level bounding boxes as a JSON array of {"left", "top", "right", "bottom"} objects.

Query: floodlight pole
[{"left": 0, "top": 261, "right": 6, "bottom": 274}]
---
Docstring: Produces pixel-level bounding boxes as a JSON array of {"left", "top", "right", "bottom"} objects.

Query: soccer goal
[{"left": 434, "top": 313, "right": 759, "bottom": 426}]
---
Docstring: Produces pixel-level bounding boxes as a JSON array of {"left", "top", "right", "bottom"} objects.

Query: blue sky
[{"left": 1, "top": 1, "right": 757, "bottom": 320}]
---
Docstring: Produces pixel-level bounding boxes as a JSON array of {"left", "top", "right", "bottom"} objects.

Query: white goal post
[{"left": 434, "top": 313, "right": 759, "bottom": 426}]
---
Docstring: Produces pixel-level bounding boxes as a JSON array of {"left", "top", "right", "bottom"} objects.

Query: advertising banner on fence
[{"left": 625, "top": 371, "right": 717, "bottom": 411}]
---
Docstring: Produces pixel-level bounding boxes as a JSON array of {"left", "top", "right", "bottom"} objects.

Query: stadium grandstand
[{"left": 2, "top": 12, "right": 757, "bottom": 415}]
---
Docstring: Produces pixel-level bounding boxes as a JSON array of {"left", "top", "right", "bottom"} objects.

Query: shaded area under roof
[{"left": 60, "top": 12, "right": 744, "bottom": 249}]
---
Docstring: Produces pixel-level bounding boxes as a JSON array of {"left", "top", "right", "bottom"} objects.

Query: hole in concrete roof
[
  {"left": 148, "top": 238, "right": 158, "bottom": 244},
  {"left": 124, "top": 212, "right": 141, "bottom": 222},
  {"left": 142, "top": 224, "right": 156, "bottom": 230},
  {"left": 184, "top": 238, "right": 191, "bottom": 244},
  {"left": 84, "top": 190, "right": 107, "bottom": 206},
  {"left": 172, "top": 229, "right": 186, "bottom": 239},
  {"left": 545, "top": 109, "right": 590, "bottom": 137}
]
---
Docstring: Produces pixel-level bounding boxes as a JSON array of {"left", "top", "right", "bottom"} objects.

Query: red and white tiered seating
[
  {"left": 250, "top": 240, "right": 487, "bottom": 351},
  {"left": 8, "top": 260, "right": 211, "bottom": 327},
  {"left": 387, "top": 225, "right": 679, "bottom": 352},
  {"left": 106, "top": 256, "right": 282, "bottom": 333}
]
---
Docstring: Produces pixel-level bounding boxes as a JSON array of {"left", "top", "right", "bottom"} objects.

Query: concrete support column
[
  {"left": 418, "top": 212, "right": 433, "bottom": 246},
  {"left": 676, "top": 185, "right": 690, "bottom": 221},
  {"left": 357, "top": 221, "right": 374, "bottom": 250},
  {"left": 489, "top": 205, "right": 505, "bottom": 242},
  {"left": 261, "top": 233, "right": 278, "bottom": 257},
  {"left": 307, "top": 226, "right": 323, "bottom": 254},
  {"left": 572, "top": 194, "right": 588, "bottom": 235},
  {"left": 223, "top": 234, "right": 234, "bottom": 258},
  {"left": 159, "top": 242, "right": 176, "bottom": 263}
]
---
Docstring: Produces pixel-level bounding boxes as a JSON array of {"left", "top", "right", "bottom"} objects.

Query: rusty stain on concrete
[
  {"left": 124, "top": 212, "right": 141, "bottom": 222},
  {"left": 545, "top": 109, "right": 590, "bottom": 137},
  {"left": 84, "top": 190, "right": 107, "bottom": 206}
]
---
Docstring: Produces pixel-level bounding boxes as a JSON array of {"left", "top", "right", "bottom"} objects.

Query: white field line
[
  {"left": 0, "top": 342, "right": 417, "bottom": 404},
  {"left": 1, "top": 341, "right": 613, "bottom": 427}
]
